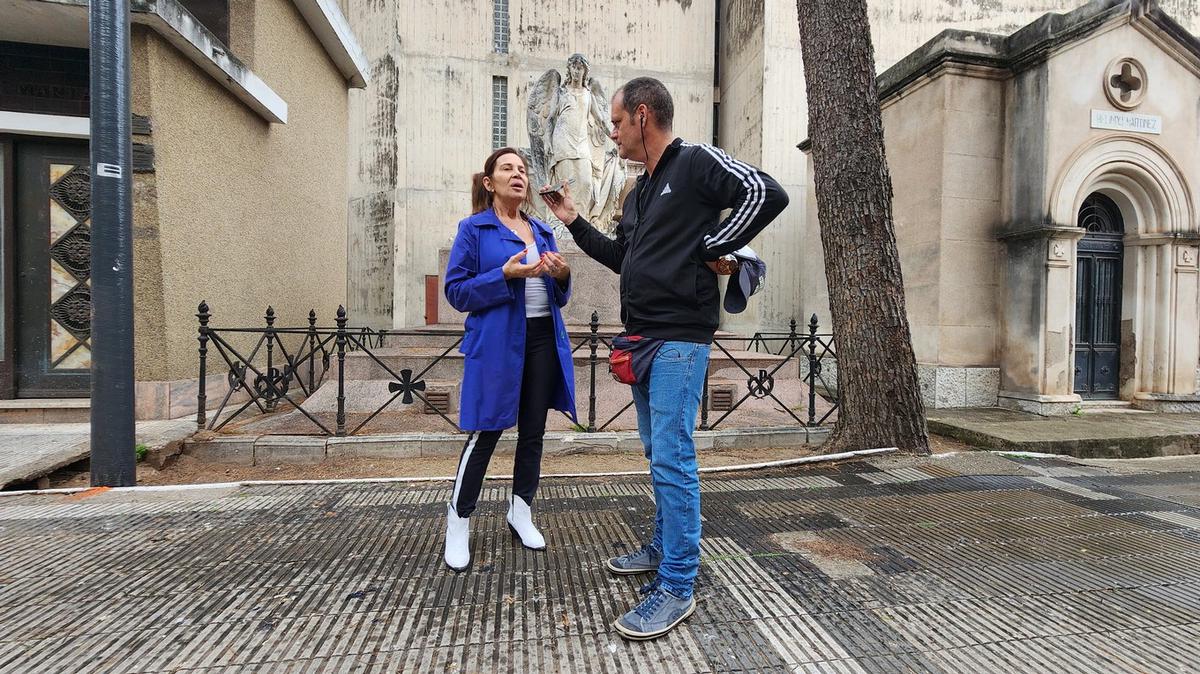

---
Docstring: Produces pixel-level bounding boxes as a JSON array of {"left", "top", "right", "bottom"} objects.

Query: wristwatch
[{"left": 714, "top": 256, "right": 740, "bottom": 275}]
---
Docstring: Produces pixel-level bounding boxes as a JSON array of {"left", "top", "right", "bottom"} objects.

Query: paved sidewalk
[
  {"left": 0, "top": 420, "right": 195, "bottom": 489},
  {"left": 3, "top": 452, "right": 1200, "bottom": 672}
]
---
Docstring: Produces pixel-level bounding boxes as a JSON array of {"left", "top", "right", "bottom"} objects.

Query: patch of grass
[{"left": 135, "top": 444, "right": 149, "bottom": 462}]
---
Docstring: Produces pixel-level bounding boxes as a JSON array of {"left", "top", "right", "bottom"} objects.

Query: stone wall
[{"left": 132, "top": 0, "right": 352, "bottom": 415}]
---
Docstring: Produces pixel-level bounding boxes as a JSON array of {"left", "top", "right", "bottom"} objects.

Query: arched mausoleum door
[
  {"left": 1048, "top": 136, "right": 1198, "bottom": 405},
  {"left": 1074, "top": 193, "right": 1125, "bottom": 399}
]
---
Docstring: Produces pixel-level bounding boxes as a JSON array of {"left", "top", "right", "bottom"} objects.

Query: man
[{"left": 541, "top": 77, "right": 788, "bottom": 640}]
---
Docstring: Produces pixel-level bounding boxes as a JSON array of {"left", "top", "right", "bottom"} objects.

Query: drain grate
[
  {"left": 709, "top": 384, "right": 736, "bottom": 411},
  {"left": 423, "top": 389, "right": 451, "bottom": 414}
]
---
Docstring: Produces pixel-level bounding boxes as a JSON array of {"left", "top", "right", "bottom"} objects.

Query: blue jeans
[{"left": 631, "top": 340, "right": 710, "bottom": 600}]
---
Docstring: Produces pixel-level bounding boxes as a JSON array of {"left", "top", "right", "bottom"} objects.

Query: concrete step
[
  {"left": 225, "top": 361, "right": 835, "bottom": 436},
  {"left": 1079, "top": 400, "right": 1150, "bottom": 414},
  {"left": 300, "top": 379, "right": 461, "bottom": 414},
  {"left": 0, "top": 399, "right": 90, "bottom": 424},
  {"left": 927, "top": 407, "right": 1200, "bottom": 458},
  {"left": 185, "top": 425, "right": 829, "bottom": 464}
]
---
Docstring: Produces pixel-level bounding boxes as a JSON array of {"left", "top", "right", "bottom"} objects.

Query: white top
[{"left": 524, "top": 238, "right": 551, "bottom": 318}]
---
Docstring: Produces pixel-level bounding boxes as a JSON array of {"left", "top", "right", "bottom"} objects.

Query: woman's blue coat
[{"left": 444, "top": 207, "right": 578, "bottom": 431}]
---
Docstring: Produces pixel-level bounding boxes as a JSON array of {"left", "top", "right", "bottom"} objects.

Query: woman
[{"left": 442, "top": 147, "right": 577, "bottom": 572}]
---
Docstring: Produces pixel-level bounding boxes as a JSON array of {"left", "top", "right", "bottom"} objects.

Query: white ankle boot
[
  {"left": 506, "top": 495, "right": 546, "bottom": 550},
  {"left": 444, "top": 503, "right": 470, "bottom": 571}
]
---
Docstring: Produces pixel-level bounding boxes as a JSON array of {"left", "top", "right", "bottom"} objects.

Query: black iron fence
[{"left": 196, "top": 303, "right": 839, "bottom": 437}]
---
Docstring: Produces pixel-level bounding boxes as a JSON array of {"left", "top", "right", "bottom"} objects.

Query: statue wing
[
  {"left": 526, "top": 69, "right": 561, "bottom": 186},
  {"left": 588, "top": 77, "right": 614, "bottom": 146}
]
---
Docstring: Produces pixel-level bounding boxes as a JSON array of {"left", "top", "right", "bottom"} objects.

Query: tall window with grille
[
  {"left": 493, "top": 0, "right": 509, "bottom": 53},
  {"left": 492, "top": 77, "right": 508, "bottom": 149}
]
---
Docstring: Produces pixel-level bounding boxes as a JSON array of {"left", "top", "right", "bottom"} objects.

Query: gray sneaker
[
  {"left": 606, "top": 544, "right": 662, "bottom": 575},
  {"left": 613, "top": 587, "right": 696, "bottom": 640}
]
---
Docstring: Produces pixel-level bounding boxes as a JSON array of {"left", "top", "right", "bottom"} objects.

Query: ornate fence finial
[
  {"left": 263, "top": 307, "right": 278, "bottom": 410},
  {"left": 335, "top": 305, "right": 348, "bottom": 436},
  {"left": 807, "top": 314, "right": 820, "bottom": 426},
  {"left": 196, "top": 301, "right": 212, "bottom": 429},
  {"left": 306, "top": 309, "right": 319, "bottom": 392},
  {"left": 587, "top": 311, "right": 600, "bottom": 431}
]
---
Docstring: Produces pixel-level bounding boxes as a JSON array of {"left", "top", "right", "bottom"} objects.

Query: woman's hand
[
  {"left": 502, "top": 247, "right": 545, "bottom": 279},
  {"left": 539, "top": 182, "right": 579, "bottom": 224},
  {"left": 541, "top": 251, "right": 571, "bottom": 281}
]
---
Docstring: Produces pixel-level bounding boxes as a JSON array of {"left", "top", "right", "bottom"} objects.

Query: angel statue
[{"left": 527, "top": 54, "right": 627, "bottom": 235}]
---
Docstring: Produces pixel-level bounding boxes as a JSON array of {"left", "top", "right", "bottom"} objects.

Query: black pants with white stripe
[{"left": 451, "top": 317, "right": 559, "bottom": 518}]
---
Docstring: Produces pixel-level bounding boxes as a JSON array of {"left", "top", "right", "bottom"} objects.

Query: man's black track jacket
[{"left": 567, "top": 137, "right": 789, "bottom": 344}]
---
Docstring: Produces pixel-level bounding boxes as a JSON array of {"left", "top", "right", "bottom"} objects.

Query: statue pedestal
[{"left": 436, "top": 238, "right": 623, "bottom": 326}]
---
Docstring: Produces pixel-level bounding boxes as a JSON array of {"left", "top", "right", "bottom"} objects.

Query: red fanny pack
[{"left": 609, "top": 335, "right": 664, "bottom": 385}]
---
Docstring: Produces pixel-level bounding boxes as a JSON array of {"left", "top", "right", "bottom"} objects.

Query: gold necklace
[{"left": 502, "top": 216, "right": 526, "bottom": 239}]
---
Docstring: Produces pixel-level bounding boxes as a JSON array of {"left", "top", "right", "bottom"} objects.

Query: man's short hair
[{"left": 616, "top": 77, "right": 674, "bottom": 130}]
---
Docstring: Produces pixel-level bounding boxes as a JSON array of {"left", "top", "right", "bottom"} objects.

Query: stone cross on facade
[{"left": 1110, "top": 61, "right": 1143, "bottom": 103}]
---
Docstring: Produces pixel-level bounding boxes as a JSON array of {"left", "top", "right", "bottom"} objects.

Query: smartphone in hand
[{"left": 538, "top": 178, "right": 574, "bottom": 196}]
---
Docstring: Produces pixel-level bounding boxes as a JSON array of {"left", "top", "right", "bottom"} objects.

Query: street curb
[
  {"left": 0, "top": 444, "right": 887, "bottom": 498},
  {"left": 928, "top": 418, "right": 1200, "bottom": 459},
  {"left": 184, "top": 426, "right": 831, "bottom": 466}
]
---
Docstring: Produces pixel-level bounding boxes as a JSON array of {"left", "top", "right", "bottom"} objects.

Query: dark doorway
[
  {"left": 13, "top": 140, "right": 92, "bottom": 397},
  {"left": 1074, "top": 192, "right": 1124, "bottom": 399}
]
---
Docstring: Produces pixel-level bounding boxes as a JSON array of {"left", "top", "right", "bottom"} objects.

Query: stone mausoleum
[{"left": 801, "top": 0, "right": 1200, "bottom": 413}]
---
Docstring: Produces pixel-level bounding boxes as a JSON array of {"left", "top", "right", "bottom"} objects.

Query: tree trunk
[{"left": 796, "top": 0, "right": 930, "bottom": 455}]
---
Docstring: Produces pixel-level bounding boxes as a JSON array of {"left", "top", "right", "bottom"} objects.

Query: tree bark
[{"left": 796, "top": 0, "right": 930, "bottom": 455}]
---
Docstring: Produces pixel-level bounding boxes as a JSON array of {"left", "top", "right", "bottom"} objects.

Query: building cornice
[
  {"left": 36, "top": 0, "right": 288, "bottom": 123},
  {"left": 287, "top": 0, "right": 369, "bottom": 88},
  {"left": 30, "top": 0, "right": 370, "bottom": 124}
]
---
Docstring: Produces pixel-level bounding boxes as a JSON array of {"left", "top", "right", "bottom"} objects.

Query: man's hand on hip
[{"left": 706, "top": 257, "right": 739, "bottom": 275}]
